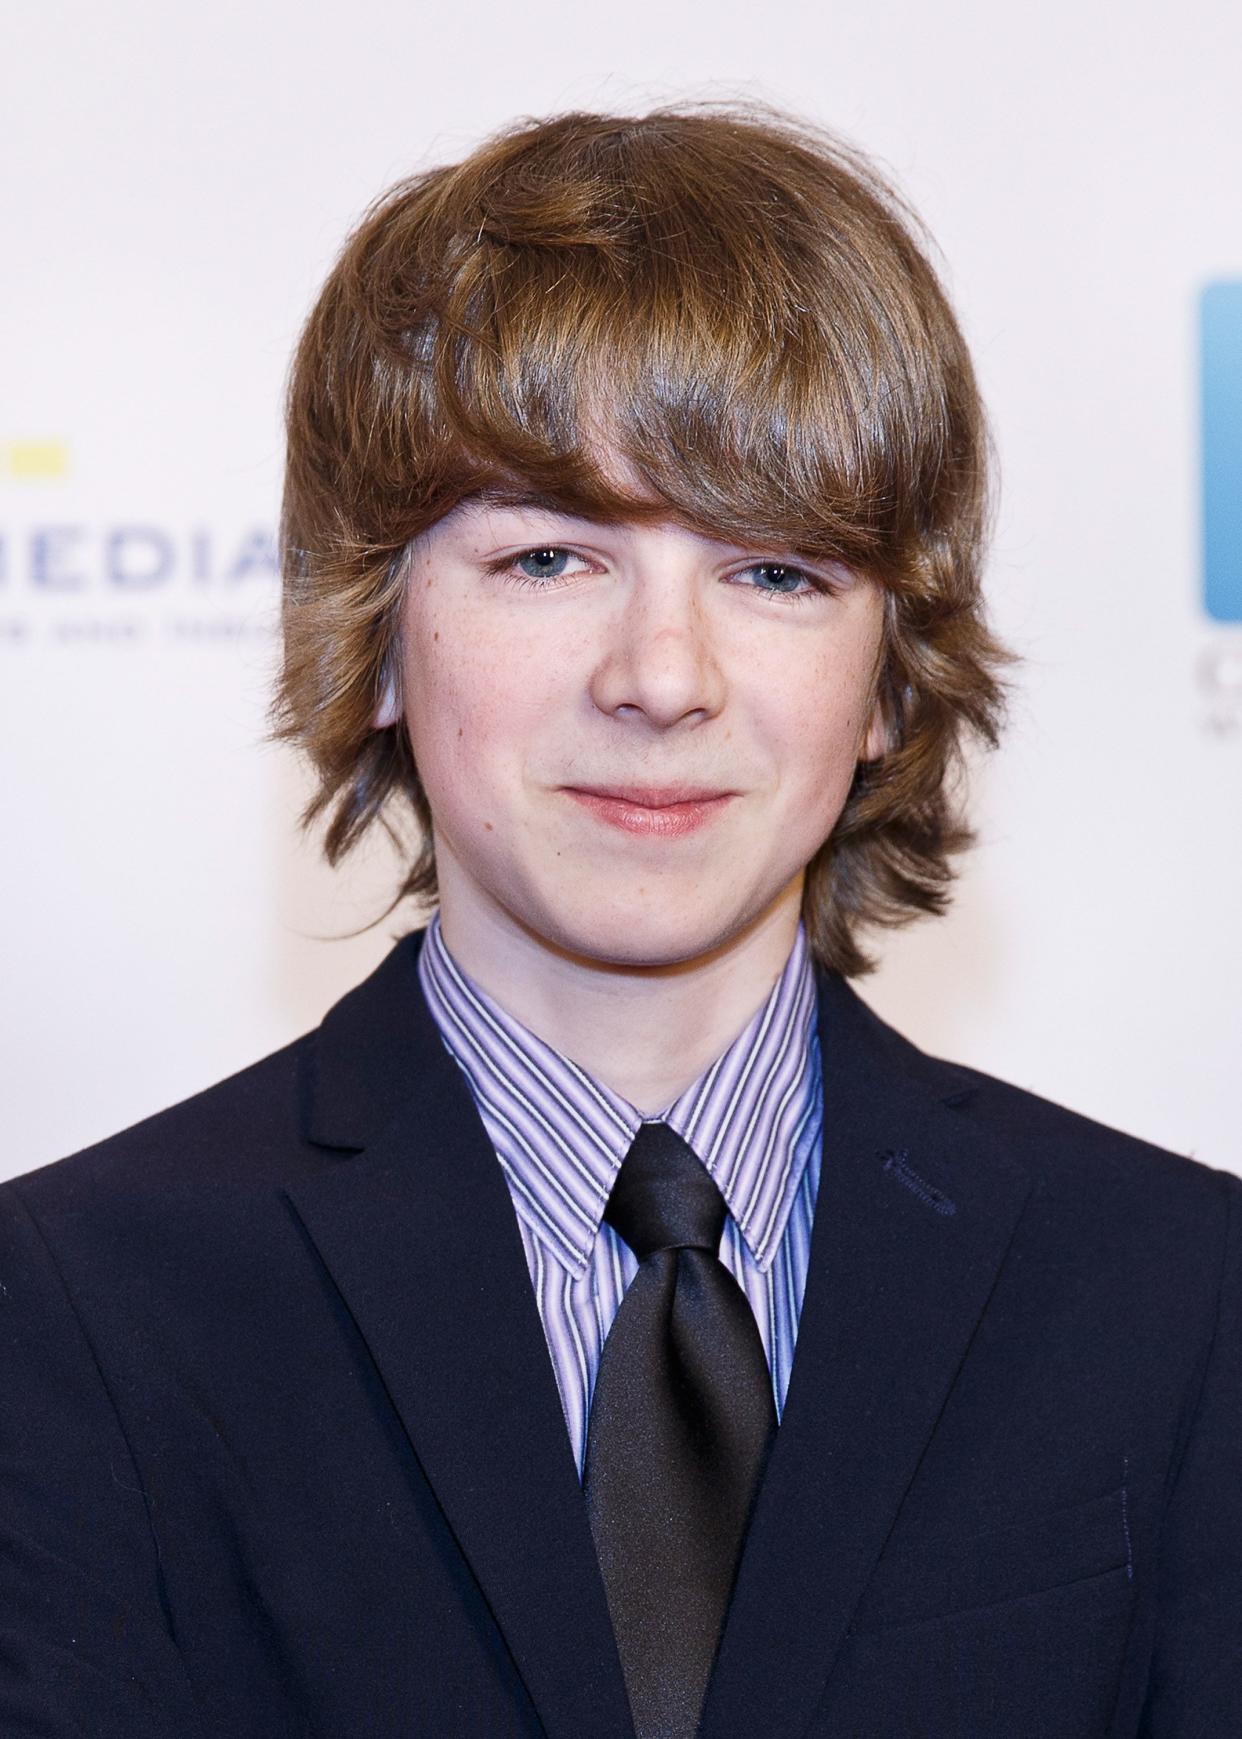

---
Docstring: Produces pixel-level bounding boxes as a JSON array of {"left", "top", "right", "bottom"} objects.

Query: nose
[{"left": 588, "top": 567, "right": 727, "bottom": 729}]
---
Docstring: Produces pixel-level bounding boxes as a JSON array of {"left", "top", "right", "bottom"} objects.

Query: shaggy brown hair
[{"left": 274, "top": 102, "right": 1011, "bottom": 976}]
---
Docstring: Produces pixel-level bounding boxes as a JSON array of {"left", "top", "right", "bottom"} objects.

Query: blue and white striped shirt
[{"left": 417, "top": 914, "right": 823, "bottom": 1476}]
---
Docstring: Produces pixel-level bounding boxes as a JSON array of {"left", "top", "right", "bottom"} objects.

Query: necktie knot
[{"left": 603, "top": 1121, "right": 727, "bottom": 1261}]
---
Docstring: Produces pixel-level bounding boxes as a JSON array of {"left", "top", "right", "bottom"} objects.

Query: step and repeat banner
[{"left": 3, "top": 0, "right": 1239, "bottom": 1179}]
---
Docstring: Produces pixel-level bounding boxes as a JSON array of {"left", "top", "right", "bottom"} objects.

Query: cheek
[
  {"left": 765, "top": 653, "right": 876, "bottom": 795},
  {"left": 400, "top": 613, "right": 552, "bottom": 795},
  {"left": 401, "top": 618, "right": 483, "bottom": 778}
]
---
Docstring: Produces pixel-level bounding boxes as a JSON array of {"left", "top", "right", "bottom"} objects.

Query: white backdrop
[{"left": 2, "top": 0, "right": 1239, "bottom": 1182}]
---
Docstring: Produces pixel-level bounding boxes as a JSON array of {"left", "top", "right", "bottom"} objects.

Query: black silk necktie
[{"left": 583, "top": 1122, "right": 777, "bottom": 1739}]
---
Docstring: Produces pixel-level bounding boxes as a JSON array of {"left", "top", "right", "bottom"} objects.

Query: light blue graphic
[{"left": 1202, "top": 282, "right": 1242, "bottom": 622}]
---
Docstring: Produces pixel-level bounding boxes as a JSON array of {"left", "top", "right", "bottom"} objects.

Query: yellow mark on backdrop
[{"left": 4, "top": 440, "right": 70, "bottom": 480}]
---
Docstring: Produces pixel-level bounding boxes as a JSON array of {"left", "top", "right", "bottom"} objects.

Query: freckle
[
  {"left": 484, "top": 821, "right": 494, "bottom": 832},
  {"left": 457, "top": 727, "right": 463, "bottom": 739},
  {"left": 433, "top": 631, "right": 439, "bottom": 642}
]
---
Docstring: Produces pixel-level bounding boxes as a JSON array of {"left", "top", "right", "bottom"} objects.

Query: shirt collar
[{"left": 417, "top": 913, "right": 819, "bottom": 1278}]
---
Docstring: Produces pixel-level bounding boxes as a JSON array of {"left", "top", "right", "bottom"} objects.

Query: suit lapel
[
  {"left": 701, "top": 972, "right": 1033, "bottom": 1739},
  {"left": 284, "top": 934, "right": 632, "bottom": 1739},
  {"left": 287, "top": 934, "right": 1032, "bottom": 1739}
]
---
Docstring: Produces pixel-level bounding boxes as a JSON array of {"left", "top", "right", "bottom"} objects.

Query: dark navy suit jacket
[{"left": 2, "top": 931, "right": 1239, "bottom": 1737}]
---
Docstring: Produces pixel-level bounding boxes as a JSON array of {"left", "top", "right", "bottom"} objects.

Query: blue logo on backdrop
[{"left": 1202, "top": 282, "right": 1242, "bottom": 623}]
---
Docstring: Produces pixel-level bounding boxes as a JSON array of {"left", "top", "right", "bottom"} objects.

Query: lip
[{"left": 562, "top": 784, "right": 737, "bottom": 838}]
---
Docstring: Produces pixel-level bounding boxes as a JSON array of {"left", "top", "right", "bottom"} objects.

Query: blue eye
[
  {"left": 742, "top": 563, "right": 816, "bottom": 596},
  {"left": 515, "top": 547, "right": 572, "bottom": 580}
]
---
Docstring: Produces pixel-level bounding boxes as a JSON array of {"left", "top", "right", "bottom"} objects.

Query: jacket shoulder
[
  {"left": 878, "top": 1002, "right": 1234, "bottom": 1225},
  {"left": 7, "top": 1033, "right": 314, "bottom": 1211},
  {"left": 7, "top": 930, "right": 433, "bottom": 1217},
  {"left": 942, "top": 1054, "right": 1229, "bottom": 1199},
  {"left": 834, "top": 977, "right": 1236, "bottom": 1229}
]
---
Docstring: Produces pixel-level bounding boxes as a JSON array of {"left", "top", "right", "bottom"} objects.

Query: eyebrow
[
  {"left": 467, "top": 485, "right": 666, "bottom": 528},
  {"left": 471, "top": 488, "right": 594, "bottom": 517}
]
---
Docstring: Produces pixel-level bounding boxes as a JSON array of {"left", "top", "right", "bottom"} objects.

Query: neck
[{"left": 433, "top": 879, "right": 805, "bottom": 1116}]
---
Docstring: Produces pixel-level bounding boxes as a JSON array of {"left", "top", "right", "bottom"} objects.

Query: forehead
[
  {"left": 421, "top": 437, "right": 807, "bottom": 555},
  {"left": 420, "top": 494, "right": 803, "bottom": 560}
]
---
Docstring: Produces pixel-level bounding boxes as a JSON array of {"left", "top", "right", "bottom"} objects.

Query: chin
[{"left": 531, "top": 887, "right": 769, "bottom": 972}]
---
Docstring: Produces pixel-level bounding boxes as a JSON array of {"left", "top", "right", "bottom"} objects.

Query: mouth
[{"left": 561, "top": 784, "right": 738, "bottom": 839}]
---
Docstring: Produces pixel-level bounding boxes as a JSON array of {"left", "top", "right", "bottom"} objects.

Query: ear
[
  {"left": 860, "top": 692, "right": 890, "bottom": 763},
  {"left": 372, "top": 670, "right": 401, "bottom": 730}
]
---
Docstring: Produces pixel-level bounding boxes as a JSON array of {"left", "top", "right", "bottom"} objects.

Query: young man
[{"left": 2, "top": 106, "right": 1238, "bottom": 1739}]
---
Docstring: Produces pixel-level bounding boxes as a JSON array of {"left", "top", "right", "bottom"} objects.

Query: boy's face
[{"left": 384, "top": 482, "right": 887, "bottom": 970}]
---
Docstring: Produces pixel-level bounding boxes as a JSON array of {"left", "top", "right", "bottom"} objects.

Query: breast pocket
[{"left": 849, "top": 1482, "right": 1132, "bottom": 1634}]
